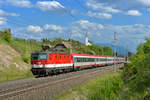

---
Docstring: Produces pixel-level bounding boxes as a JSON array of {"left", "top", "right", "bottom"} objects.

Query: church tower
[{"left": 85, "top": 33, "right": 92, "bottom": 46}]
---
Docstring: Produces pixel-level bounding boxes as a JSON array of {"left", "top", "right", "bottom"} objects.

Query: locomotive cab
[{"left": 31, "top": 52, "right": 49, "bottom": 76}]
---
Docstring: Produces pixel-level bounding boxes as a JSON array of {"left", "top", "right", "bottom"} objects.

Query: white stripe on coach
[{"left": 32, "top": 63, "right": 73, "bottom": 68}]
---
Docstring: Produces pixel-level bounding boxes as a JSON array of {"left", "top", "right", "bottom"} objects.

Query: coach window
[
  {"left": 85, "top": 58, "right": 87, "bottom": 62},
  {"left": 77, "top": 58, "right": 80, "bottom": 62},
  {"left": 100, "top": 58, "right": 102, "bottom": 61},
  {"left": 77, "top": 58, "right": 79, "bottom": 62},
  {"left": 80, "top": 58, "right": 82, "bottom": 62},
  {"left": 84, "top": 58, "right": 86, "bottom": 62},
  {"left": 93, "top": 58, "right": 95, "bottom": 62},
  {"left": 81, "top": 58, "right": 83, "bottom": 62},
  {"left": 77, "top": 58, "right": 78, "bottom": 62},
  {"left": 76, "top": 58, "right": 77, "bottom": 62},
  {"left": 88, "top": 58, "right": 90, "bottom": 62},
  {"left": 101, "top": 58, "right": 105, "bottom": 61}
]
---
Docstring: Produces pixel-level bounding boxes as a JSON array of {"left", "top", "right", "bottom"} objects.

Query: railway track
[{"left": 0, "top": 64, "right": 124, "bottom": 100}]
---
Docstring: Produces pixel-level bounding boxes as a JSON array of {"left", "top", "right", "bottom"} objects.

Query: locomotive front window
[
  {"left": 31, "top": 54, "right": 38, "bottom": 60},
  {"left": 31, "top": 53, "right": 48, "bottom": 60},
  {"left": 39, "top": 54, "right": 48, "bottom": 60}
]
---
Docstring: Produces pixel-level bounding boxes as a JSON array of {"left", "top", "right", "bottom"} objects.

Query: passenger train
[{"left": 31, "top": 51, "right": 125, "bottom": 76}]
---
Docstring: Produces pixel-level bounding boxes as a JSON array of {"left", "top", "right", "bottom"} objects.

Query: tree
[{"left": 3, "top": 29, "right": 12, "bottom": 42}]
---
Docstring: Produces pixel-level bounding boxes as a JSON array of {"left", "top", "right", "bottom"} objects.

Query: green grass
[
  {"left": 0, "top": 64, "right": 33, "bottom": 82},
  {"left": 0, "top": 37, "right": 37, "bottom": 82},
  {"left": 9, "top": 39, "right": 42, "bottom": 64},
  {"left": 53, "top": 72, "right": 123, "bottom": 100}
]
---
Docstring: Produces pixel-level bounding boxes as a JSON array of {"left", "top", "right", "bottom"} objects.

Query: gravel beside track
[{"left": 0, "top": 64, "right": 124, "bottom": 100}]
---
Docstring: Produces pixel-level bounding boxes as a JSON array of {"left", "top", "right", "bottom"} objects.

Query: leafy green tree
[
  {"left": 3, "top": 29, "right": 12, "bottom": 42},
  {"left": 122, "top": 37, "right": 150, "bottom": 99}
]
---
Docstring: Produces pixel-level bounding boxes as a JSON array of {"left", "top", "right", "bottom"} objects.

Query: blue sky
[{"left": 1, "top": 0, "right": 150, "bottom": 53}]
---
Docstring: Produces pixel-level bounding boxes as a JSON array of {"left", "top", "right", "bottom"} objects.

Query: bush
[
  {"left": 121, "top": 37, "right": 150, "bottom": 100},
  {"left": 21, "top": 54, "right": 30, "bottom": 64},
  {"left": 3, "top": 29, "right": 12, "bottom": 42},
  {"left": 87, "top": 73, "right": 123, "bottom": 100}
]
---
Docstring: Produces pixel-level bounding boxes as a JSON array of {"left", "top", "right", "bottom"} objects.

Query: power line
[{"left": 70, "top": 33, "right": 72, "bottom": 54}]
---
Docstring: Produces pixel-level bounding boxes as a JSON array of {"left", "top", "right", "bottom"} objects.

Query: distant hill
[{"left": 97, "top": 43, "right": 132, "bottom": 56}]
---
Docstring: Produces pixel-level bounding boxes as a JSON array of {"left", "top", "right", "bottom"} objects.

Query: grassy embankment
[
  {"left": 53, "top": 72, "right": 123, "bottom": 100},
  {"left": 0, "top": 30, "right": 42, "bottom": 82}
]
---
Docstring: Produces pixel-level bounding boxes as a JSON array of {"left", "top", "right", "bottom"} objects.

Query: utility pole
[
  {"left": 101, "top": 47, "right": 104, "bottom": 56},
  {"left": 126, "top": 45, "right": 128, "bottom": 62},
  {"left": 114, "top": 32, "right": 117, "bottom": 72},
  {"left": 70, "top": 34, "right": 72, "bottom": 54}
]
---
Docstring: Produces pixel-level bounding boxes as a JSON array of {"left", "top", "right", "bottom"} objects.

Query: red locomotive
[{"left": 31, "top": 50, "right": 125, "bottom": 76}]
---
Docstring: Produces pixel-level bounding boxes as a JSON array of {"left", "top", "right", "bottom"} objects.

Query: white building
[{"left": 85, "top": 33, "right": 92, "bottom": 46}]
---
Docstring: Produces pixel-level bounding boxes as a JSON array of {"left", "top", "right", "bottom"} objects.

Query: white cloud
[
  {"left": 67, "top": 20, "right": 104, "bottom": 40},
  {"left": 86, "top": 1, "right": 121, "bottom": 13},
  {"left": 73, "top": 20, "right": 104, "bottom": 30},
  {"left": 137, "top": 0, "right": 150, "bottom": 6},
  {"left": 0, "top": 9, "right": 19, "bottom": 17},
  {"left": 87, "top": 11, "right": 112, "bottom": 19},
  {"left": 44, "top": 24, "right": 62, "bottom": 33},
  {"left": 86, "top": 0, "right": 145, "bottom": 17},
  {"left": 27, "top": 25, "right": 43, "bottom": 33},
  {"left": 26, "top": 24, "right": 63, "bottom": 34},
  {"left": 6, "top": 0, "right": 32, "bottom": 8},
  {"left": 36, "top": 1, "right": 65, "bottom": 12},
  {"left": 0, "top": 17, "right": 6, "bottom": 25},
  {"left": 86, "top": 0, "right": 150, "bottom": 12},
  {"left": 127, "top": 10, "right": 142, "bottom": 16},
  {"left": 148, "top": 8, "right": 150, "bottom": 11}
]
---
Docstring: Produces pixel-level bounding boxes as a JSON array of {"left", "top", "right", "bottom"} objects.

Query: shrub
[
  {"left": 121, "top": 37, "right": 150, "bottom": 100},
  {"left": 3, "top": 29, "right": 12, "bottom": 42},
  {"left": 21, "top": 54, "right": 30, "bottom": 64}
]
